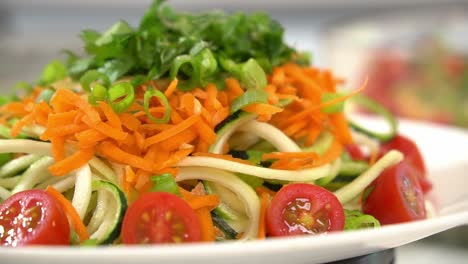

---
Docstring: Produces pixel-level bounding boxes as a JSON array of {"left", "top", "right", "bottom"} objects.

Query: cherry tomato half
[
  {"left": 266, "top": 183, "right": 344, "bottom": 237},
  {"left": 122, "top": 192, "right": 201, "bottom": 244},
  {"left": 380, "top": 134, "right": 432, "bottom": 193},
  {"left": 362, "top": 162, "right": 426, "bottom": 225},
  {"left": 0, "top": 190, "right": 70, "bottom": 246}
]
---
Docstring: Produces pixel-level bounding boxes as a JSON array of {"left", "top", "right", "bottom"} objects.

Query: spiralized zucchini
[
  {"left": 334, "top": 150, "right": 403, "bottom": 203},
  {"left": 175, "top": 167, "right": 260, "bottom": 240},
  {"left": 236, "top": 120, "right": 301, "bottom": 152},
  {"left": 178, "top": 156, "right": 332, "bottom": 182}
]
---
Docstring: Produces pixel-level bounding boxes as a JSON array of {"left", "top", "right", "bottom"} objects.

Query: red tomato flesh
[
  {"left": 267, "top": 184, "right": 344, "bottom": 237},
  {"left": 0, "top": 190, "right": 70, "bottom": 246},
  {"left": 122, "top": 192, "right": 201, "bottom": 244},
  {"left": 362, "top": 163, "right": 426, "bottom": 225},
  {"left": 380, "top": 134, "right": 432, "bottom": 193}
]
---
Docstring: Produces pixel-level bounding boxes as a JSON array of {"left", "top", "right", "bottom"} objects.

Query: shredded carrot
[
  {"left": 47, "top": 111, "right": 79, "bottom": 127},
  {"left": 255, "top": 186, "right": 276, "bottom": 197},
  {"left": 186, "top": 194, "right": 220, "bottom": 211},
  {"left": 10, "top": 113, "right": 34, "bottom": 137},
  {"left": 41, "top": 123, "right": 88, "bottom": 141},
  {"left": 196, "top": 207, "right": 216, "bottom": 242},
  {"left": 82, "top": 116, "right": 128, "bottom": 141},
  {"left": 51, "top": 137, "right": 66, "bottom": 161},
  {"left": 319, "top": 79, "right": 367, "bottom": 111},
  {"left": 225, "top": 78, "right": 244, "bottom": 98},
  {"left": 75, "top": 129, "right": 107, "bottom": 148},
  {"left": 134, "top": 130, "right": 146, "bottom": 151},
  {"left": 98, "top": 102, "right": 122, "bottom": 129},
  {"left": 164, "top": 78, "right": 179, "bottom": 98},
  {"left": 257, "top": 192, "right": 270, "bottom": 239},
  {"left": 97, "top": 141, "right": 153, "bottom": 172},
  {"left": 125, "top": 165, "right": 137, "bottom": 183},
  {"left": 195, "top": 120, "right": 217, "bottom": 144},
  {"left": 144, "top": 114, "right": 200, "bottom": 148},
  {"left": 48, "top": 147, "right": 94, "bottom": 176},
  {"left": 312, "top": 136, "right": 343, "bottom": 167},
  {"left": 329, "top": 112, "right": 353, "bottom": 145},
  {"left": 159, "top": 147, "right": 194, "bottom": 169},
  {"left": 46, "top": 186, "right": 90, "bottom": 242},
  {"left": 243, "top": 103, "right": 283, "bottom": 117},
  {"left": 119, "top": 113, "right": 141, "bottom": 131}
]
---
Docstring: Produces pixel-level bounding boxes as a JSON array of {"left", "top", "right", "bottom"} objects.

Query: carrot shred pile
[{"left": 0, "top": 63, "right": 364, "bottom": 192}]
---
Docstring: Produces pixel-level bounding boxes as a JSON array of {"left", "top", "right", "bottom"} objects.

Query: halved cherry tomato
[
  {"left": 122, "top": 192, "right": 201, "bottom": 244},
  {"left": 362, "top": 162, "right": 426, "bottom": 225},
  {"left": 0, "top": 190, "right": 70, "bottom": 246},
  {"left": 344, "top": 144, "right": 366, "bottom": 161},
  {"left": 380, "top": 134, "right": 432, "bottom": 193},
  {"left": 266, "top": 183, "right": 344, "bottom": 237}
]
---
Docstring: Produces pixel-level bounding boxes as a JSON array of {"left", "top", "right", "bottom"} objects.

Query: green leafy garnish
[
  {"left": 344, "top": 209, "right": 380, "bottom": 231},
  {"left": 65, "top": 0, "right": 303, "bottom": 90}
]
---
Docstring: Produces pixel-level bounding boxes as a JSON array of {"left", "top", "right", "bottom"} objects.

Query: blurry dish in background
[{"left": 325, "top": 7, "right": 468, "bottom": 127}]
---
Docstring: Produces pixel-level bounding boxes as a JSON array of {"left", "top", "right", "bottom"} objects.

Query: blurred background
[{"left": 0, "top": 0, "right": 467, "bottom": 262}]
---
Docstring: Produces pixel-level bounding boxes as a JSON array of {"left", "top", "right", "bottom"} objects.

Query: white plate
[{"left": 1, "top": 117, "right": 468, "bottom": 264}]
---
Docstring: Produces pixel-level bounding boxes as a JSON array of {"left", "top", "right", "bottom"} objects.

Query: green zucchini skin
[
  {"left": 211, "top": 211, "right": 238, "bottom": 240},
  {"left": 91, "top": 180, "right": 128, "bottom": 245}
]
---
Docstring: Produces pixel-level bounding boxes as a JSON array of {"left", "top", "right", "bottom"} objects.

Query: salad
[{"left": 0, "top": 0, "right": 431, "bottom": 246}]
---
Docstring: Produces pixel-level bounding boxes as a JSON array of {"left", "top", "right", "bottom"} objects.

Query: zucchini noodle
[
  {"left": 87, "top": 189, "right": 110, "bottom": 235},
  {"left": 236, "top": 120, "right": 301, "bottom": 152},
  {"left": 177, "top": 156, "right": 332, "bottom": 182},
  {"left": 209, "top": 113, "right": 256, "bottom": 153},
  {"left": 0, "top": 186, "right": 10, "bottom": 201},
  {"left": 175, "top": 167, "right": 260, "bottom": 240},
  {"left": 0, "top": 154, "right": 42, "bottom": 178},
  {"left": 12, "top": 156, "right": 53, "bottom": 194},
  {"left": 71, "top": 165, "right": 93, "bottom": 219},
  {"left": 334, "top": 150, "right": 404, "bottom": 203}
]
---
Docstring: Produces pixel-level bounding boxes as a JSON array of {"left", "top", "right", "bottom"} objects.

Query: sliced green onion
[
  {"left": 220, "top": 58, "right": 267, "bottom": 90},
  {"left": 107, "top": 82, "right": 135, "bottom": 114},
  {"left": 35, "top": 89, "right": 55, "bottom": 104},
  {"left": 39, "top": 60, "right": 68, "bottom": 86},
  {"left": 344, "top": 209, "right": 380, "bottom": 231},
  {"left": 80, "top": 70, "right": 111, "bottom": 93},
  {"left": 321, "top": 92, "right": 345, "bottom": 114},
  {"left": 143, "top": 88, "right": 171, "bottom": 124},
  {"left": 170, "top": 55, "right": 192, "bottom": 79},
  {"left": 150, "top": 173, "right": 180, "bottom": 196},
  {"left": 348, "top": 94, "right": 398, "bottom": 142},
  {"left": 88, "top": 84, "right": 108, "bottom": 105},
  {"left": 239, "top": 59, "right": 267, "bottom": 90},
  {"left": 230, "top": 89, "right": 268, "bottom": 113}
]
